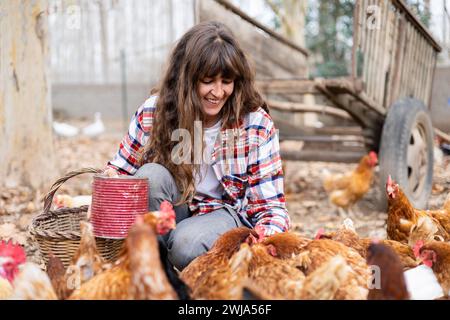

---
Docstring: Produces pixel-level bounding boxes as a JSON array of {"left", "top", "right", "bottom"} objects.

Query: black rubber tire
[{"left": 378, "top": 98, "right": 434, "bottom": 210}]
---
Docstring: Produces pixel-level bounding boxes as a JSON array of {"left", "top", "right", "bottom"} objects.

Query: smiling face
[{"left": 197, "top": 75, "right": 234, "bottom": 127}]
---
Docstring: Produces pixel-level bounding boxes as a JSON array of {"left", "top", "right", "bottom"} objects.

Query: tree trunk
[{"left": 0, "top": 0, "right": 56, "bottom": 189}]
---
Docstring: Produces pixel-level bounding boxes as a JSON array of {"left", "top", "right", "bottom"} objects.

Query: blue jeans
[{"left": 135, "top": 163, "right": 243, "bottom": 270}]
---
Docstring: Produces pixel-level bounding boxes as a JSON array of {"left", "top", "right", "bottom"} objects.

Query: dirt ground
[{"left": 1, "top": 121, "right": 449, "bottom": 266}]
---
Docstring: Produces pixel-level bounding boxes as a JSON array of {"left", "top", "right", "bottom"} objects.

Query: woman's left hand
[{"left": 245, "top": 225, "right": 267, "bottom": 244}]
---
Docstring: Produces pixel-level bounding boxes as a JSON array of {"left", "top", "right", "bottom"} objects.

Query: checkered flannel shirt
[{"left": 106, "top": 96, "right": 290, "bottom": 236}]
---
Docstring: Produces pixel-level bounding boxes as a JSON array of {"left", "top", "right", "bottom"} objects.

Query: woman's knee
[
  {"left": 135, "top": 163, "right": 178, "bottom": 196},
  {"left": 167, "top": 228, "right": 214, "bottom": 270}
]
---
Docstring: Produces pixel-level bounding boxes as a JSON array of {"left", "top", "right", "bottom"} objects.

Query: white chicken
[
  {"left": 53, "top": 195, "right": 92, "bottom": 209},
  {"left": 53, "top": 121, "right": 79, "bottom": 138},
  {"left": 82, "top": 112, "right": 105, "bottom": 138}
]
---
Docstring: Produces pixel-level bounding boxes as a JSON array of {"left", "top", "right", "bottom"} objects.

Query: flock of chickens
[{"left": 0, "top": 152, "right": 450, "bottom": 300}]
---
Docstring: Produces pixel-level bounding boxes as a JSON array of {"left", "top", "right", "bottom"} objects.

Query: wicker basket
[{"left": 29, "top": 168, "right": 124, "bottom": 268}]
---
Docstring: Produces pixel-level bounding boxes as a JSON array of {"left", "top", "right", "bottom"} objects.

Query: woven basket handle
[{"left": 43, "top": 167, "right": 102, "bottom": 215}]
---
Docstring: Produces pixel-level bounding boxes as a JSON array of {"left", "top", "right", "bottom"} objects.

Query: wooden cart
[
  {"left": 205, "top": 0, "right": 443, "bottom": 208},
  {"left": 255, "top": 0, "right": 442, "bottom": 208}
]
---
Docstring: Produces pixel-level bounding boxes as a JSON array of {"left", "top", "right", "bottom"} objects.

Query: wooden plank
[
  {"left": 214, "top": 0, "right": 309, "bottom": 56},
  {"left": 413, "top": 31, "right": 423, "bottom": 98},
  {"left": 352, "top": 0, "right": 361, "bottom": 78},
  {"left": 399, "top": 23, "right": 413, "bottom": 98},
  {"left": 280, "top": 135, "right": 365, "bottom": 143},
  {"left": 425, "top": 49, "right": 437, "bottom": 107},
  {"left": 368, "top": 0, "right": 380, "bottom": 104},
  {"left": 415, "top": 34, "right": 424, "bottom": 101},
  {"left": 383, "top": 7, "right": 397, "bottom": 108},
  {"left": 417, "top": 35, "right": 427, "bottom": 102},
  {"left": 412, "top": 30, "right": 422, "bottom": 98},
  {"left": 281, "top": 150, "right": 367, "bottom": 163},
  {"left": 314, "top": 81, "right": 386, "bottom": 128},
  {"left": 266, "top": 100, "right": 352, "bottom": 119},
  {"left": 389, "top": 14, "right": 406, "bottom": 107},
  {"left": 408, "top": 28, "right": 417, "bottom": 97},
  {"left": 423, "top": 49, "right": 430, "bottom": 104},
  {"left": 435, "top": 128, "right": 450, "bottom": 143},
  {"left": 376, "top": 0, "right": 390, "bottom": 106},
  {"left": 412, "top": 29, "right": 424, "bottom": 100},
  {"left": 362, "top": 0, "right": 371, "bottom": 88},
  {"left": 371, "top": 0, "right": 383, "bottom": 104},
  {"left": 256, "top": 79, "right": 318, "bottom": 95},
  {"left": 392, "top": 0, "right": 442, "bottom": 52},
  {"left": 424, "top": 43, "right": 434, "bottom": 104},
  {"left": 399, "top": 23, "right": 410, "bottom": 98},
  {"left": 365, "top": 0, "right": 377, "bottom": 101},
  {"left": 385, "top": 10, "right": 399, "bottom": 108},
  {"left": 425, "top": 46, "right": 434, "bottom": 104}
]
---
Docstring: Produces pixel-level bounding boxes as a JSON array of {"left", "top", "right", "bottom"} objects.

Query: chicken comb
[
  {"left": 159, "top": 200, "right": 176, "bottom": 220},
  {"left": 387, "top": 175, "right": 393, "bottom": 186},
  {"left": 314, "top": 228, "right": 325, "bottom": 240},
  {"left": 0, "top": 240, "right": 26, "bottom": 264},
  {"left": 159, "top": 200, "right": 174, "bottom": 212},
  {"left": 412, "top": 240, "right": 424, "bottom": 258},
  {"left": 159, "top": 201, "right": 175, "bottom": 220}
]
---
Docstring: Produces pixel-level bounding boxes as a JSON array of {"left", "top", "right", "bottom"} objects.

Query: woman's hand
[
  {"left": 245, "top": 225, "right": 267, "bottom": 244},
  {"left": 254, "top": 225, "right": 267, "bottom": 242},
  {"left": 103, "top": 168, "right": 119, "bottom": 178}
]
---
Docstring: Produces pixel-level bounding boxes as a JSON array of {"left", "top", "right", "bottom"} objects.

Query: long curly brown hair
[{"left": 140, "top": 21, "right": 267, "bottom": 205}]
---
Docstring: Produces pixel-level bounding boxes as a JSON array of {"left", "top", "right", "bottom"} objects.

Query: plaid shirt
[{"left": 107, "top": 96, "right": 290, "bottom": 236}]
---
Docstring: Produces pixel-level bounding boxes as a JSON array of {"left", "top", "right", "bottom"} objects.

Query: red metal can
[{"left": 91, "top": 175, "right": 149, "bottom": 239}]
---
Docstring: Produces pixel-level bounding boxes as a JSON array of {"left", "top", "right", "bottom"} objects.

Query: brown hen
[
  {"left": 61, "top": 221, "right": 109, "bottom": 298},
  {"left": 298, "top": 255, "right": 352, "bottom": 300},
  {"left": 366, "top": 243, "right": 410, "bottom": 300},
  {"left": 69, "top": 206, "right": 176, "bottom": 300},
  {"left": 247, "top": 242, "right": 306, "bottom": 299},
  {"left": 46, "top": 252, "right": 68, "bottom": 299},
  {"left": 190, "top": 243, "right": 253, "bottom": 300},
  {"left": 180, "top": 227, "right": 257, "bottom": 299},
  {"left": 386, "top": 176, "right": 449, "bottom": 244},
  {"left": 415, "top": 240, "right": 450, "bottom": 297},
  {"left": 293, "top": 239, "right": 371, "bottom": 300},
  {"left": 260, "top": 232, "right": 311, "bottom": 259},
  {"left": 323, "top": 152, "right": 378, "bottom": 212},
  {"left": 319, "top": 219, "right": 418, "bottom": 269}
]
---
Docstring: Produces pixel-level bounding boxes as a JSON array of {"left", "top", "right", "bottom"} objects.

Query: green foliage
[
  {"left": 404, "top": 0, "right": 431, "bottom": 27},
  {"left": 303, "top": 0, "right": 430, "bottom": 78},
  {"left": 266, "top": 0, "right": 431, "bottom": 78},
  {"left": 305, "top": 0, "right": 354, "bottom": 78}
]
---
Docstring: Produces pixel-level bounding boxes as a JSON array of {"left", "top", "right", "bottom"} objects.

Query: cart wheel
[{"left": 378, "top": 98, "right": 434, "bottom": 209}]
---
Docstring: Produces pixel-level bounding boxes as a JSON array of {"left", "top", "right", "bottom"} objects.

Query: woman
[{"left": 105, "top": 21, "right": 290, "bottom": 270}]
